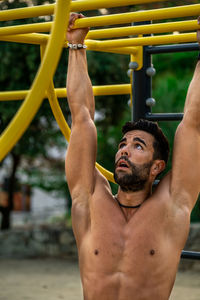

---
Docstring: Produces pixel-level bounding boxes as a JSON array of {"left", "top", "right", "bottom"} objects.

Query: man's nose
[{"left": 121, "top": 145, "right": 129, "bottom": 157}]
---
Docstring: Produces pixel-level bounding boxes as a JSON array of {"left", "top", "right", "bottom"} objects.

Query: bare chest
[{"left": 81, "top": 205, "right": 172, "bottom": 274}]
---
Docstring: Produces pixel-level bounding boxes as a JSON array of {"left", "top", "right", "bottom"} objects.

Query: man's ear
[{"left": 151, "top": 160, "right": 166, "bottom": 177}]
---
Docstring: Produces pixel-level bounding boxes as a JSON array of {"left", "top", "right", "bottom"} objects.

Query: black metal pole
[
  {"left": 181, "top": 250, "right": 200, "bottom": 260},
  {"left": 146, "top": 112, "right": 183, "bottom": 121},
  {"left": 131, "top": 22, "right": 152, "bottom": 122},
  {"left": 147, "top": 43, "right": 199, "bottom": 55}
]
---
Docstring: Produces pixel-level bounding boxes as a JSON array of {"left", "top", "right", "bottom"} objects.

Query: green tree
[
  {"left": 152, "top": 51, "right": 200, "bottom": 221},
  {"left": 0, "top": 0, "right": 70, "bottom": 229},
  {"left": 0, "top": 0, "right": 199, "bottom": 229}
]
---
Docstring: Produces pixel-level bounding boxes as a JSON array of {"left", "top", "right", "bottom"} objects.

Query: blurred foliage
[
  {"left": 0, "top": 0, "right": 70, "bottom": 210},
  {"left": 0, "top": 0, "right": 199, "bottom": 221}
]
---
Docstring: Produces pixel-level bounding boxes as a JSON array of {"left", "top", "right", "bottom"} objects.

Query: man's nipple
[
  {"left": 150, "top": 249, "right": 155, "bottom": 256},
  {"left": 94, "top": 249, "right": 99, "bottom": 255}
]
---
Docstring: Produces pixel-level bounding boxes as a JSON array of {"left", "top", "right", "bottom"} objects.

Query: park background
[{"left": 0, "top": 1, "right": 200, "bottom": 299}]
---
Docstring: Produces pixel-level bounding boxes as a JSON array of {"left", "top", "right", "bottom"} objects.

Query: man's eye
[
  {"left": 135, "top": 144, "right": 143, "bottom": 150},
  {"left": 119, "top": 143, "right": 126, "bottom": 149}
]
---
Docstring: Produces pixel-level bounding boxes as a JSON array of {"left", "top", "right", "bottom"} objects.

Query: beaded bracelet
[{"left": 67, "top": 43, "right": 87, "bottom": 50}]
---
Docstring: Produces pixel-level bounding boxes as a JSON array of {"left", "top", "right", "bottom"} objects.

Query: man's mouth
[{"left": 117, "top": 159, "right": 129, "bottom": 169}]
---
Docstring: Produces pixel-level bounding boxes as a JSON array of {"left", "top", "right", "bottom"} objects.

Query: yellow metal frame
[
  {"left": 87, "top": 20, "right": 200, "bottom": 40},
  {"left": 0, "top": 1, "right": 199, "bottom": 183},
  {"left": 74, "top": 4, "right": 200, "bottom": 29},
  {"left": 0, "top": 19, "right": 199, "bottom": 40},
  {"left": 40, "top": 44, "right": 115, "bottom": 183},
  {"left": 85, "top": 32, "right": 198, "bottom": 49},
  {"left": 0, "top": 0, "right": 170, "bottom": 22},
  {"left": 0, "top": 0, "right": 71, "bottom": 161},
  {"left": 0, "top": 84, "right": 131, "bottom": 101}
]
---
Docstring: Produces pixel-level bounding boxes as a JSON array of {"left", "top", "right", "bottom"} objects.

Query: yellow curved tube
[
  {"left": 40, "top": 44, "right": 116, "bottom": 184},
  {"left": 0, "top": 0, "right": 71, "bottom": 162},
  {"left": 1, "top": 1, "right": 198, "bottom": 182},
  {"left": 46, "top": 76, "right": 116, "bottom": 183},
  {"left": 40, "top": 44, "right": 71, "bottom": 141}
]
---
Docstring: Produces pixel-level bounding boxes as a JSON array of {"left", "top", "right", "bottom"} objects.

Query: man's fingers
[
  {"left": 68, "top": 13, "right": 79, "bottom": 30},
  {"left": 78, "top": 13, "right": 85, "bottom": 19},
  {"left": 197, "top": 30, "right": 200, "bottom": 44},
  {"left": 196, "top": 17, "right": 200, "bottom": 44},
  {"left": 67, "top": 12, "right": 89, "bottom": 35}
]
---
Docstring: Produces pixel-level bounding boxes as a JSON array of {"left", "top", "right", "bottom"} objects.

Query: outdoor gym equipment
[
  {"left": 0, "top": 1, "right": 200, "bottom": 181},
  {"left": 0, "top": 0, "right": 200, "bottom": 261}
]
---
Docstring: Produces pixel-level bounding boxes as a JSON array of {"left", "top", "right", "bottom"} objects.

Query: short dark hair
[{"left": 122, "top": 119, "right": 170, "bottom": 164}]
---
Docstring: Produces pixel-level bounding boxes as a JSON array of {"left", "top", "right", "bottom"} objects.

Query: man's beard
[{"left": 114, "top": 156, "right": 153, "bottom": 192}]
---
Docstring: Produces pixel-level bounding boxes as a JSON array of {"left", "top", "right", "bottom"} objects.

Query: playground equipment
[
  {"left": 0, "top": 0, "right": 200, "bottom": 181},
  {"left": 0, "top": 0, "right": 200, "bottom": 260}
]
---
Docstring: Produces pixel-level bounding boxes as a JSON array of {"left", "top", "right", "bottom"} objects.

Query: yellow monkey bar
[
  {"left": 0, "top": 33, "right": 49, "bottom": 45},
  {"left": 87, "top": 20, "right": 200, "bottom": 40},
  {"left": 85, "top": 33, "right": 198, "bottom": 49},
  {"left": 0, "top": 19, "right": 199, "bottom": 38},
  {"left": 0, "top": 33, "right": 138, "bottom": 55},
  {"left": 0, "top": 84, "right": 131, "bottom": 101},
  {"left": 0, "top": 31, "right": 198, "bottom": 49},
  {"left": 0, "top": 0, "right": 71, "bottom": 162},
  {"left": 0, "top": 1, "right": 199, "bottom": 183},
  {"left": 0, "top": 0, "right": 169, "bottom": 21},
  {"left": 74, "top": 4, "right": 200, "bottom": 28}
]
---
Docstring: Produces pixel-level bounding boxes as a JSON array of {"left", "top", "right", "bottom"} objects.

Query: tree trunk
[{"left": 1, "top": 153, "right": 20, "bottom": 230}]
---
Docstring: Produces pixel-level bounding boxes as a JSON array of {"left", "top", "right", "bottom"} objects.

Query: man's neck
[
  {"left": 115, "top": 186, "right": 152, "bottom": 221},
  {"left": 116, "top": 184, "right": 152, "bottom": 208}
]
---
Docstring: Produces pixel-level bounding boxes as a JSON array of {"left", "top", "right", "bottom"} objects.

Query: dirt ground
[{"left": 0, "top": 258, "right": 199, "bottom": 300}]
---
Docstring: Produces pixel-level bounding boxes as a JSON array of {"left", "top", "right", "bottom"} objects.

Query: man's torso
[{"left": 72, "top": 173, "right": 190, "bottom": 300}]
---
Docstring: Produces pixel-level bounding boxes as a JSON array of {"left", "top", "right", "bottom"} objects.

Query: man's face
[{"left": 114, "top": 130, "right": 155, "bottom": 192}]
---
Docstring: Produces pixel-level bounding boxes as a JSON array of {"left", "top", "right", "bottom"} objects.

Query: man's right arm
[{"left": 65, "top": 14, "right": 97, "bottom": 205}]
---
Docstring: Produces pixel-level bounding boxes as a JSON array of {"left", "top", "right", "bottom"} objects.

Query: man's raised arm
[
  {"left": 65, "top": 13, "right": 97, "bottom": 201},
  {"left": 170, "top": 28, "right": 200, "bottom": 211}
]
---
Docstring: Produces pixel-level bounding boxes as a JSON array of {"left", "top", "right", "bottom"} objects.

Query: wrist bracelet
[{"left": 67, "top": 43, "right": 87, "bottom": 50}]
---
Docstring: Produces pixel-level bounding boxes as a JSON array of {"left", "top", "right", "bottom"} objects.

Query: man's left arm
[{"left": 171, "top": 36, "right": 200, "bottom": 211}]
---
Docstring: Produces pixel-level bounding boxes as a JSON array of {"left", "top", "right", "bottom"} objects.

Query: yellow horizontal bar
[
  {"left": 86, "top": 32, "right": 198, "bottom": 48},
  {"left": 0, "top": 4, "right": 55, "bottom": 21},
  {"left": 0, "top": 33, "right": 49, "bottom": 45},
  {"left": 0, "top": 33, "right": 136, "bottom": 55},
  {"left": 65, "top": 41, "right": 137, "bottom": 54},
  {"left": 86, "top": 44, "right": 138, "bottom": 55},
  {"left": 93, "top": 84, "right": 131, "bottom": 95},
  {"left": 71, "top": 0, "right": 169, "bottom": 12},
  {"left": 1, "top": 18, "right": 199, "bottom": 39},
  {"left": 0, "top": 85, "right": 131, "bottom": 101},
  {"left": 0, "top": 90, "right": 28, "bottom": 101},
  {"left": 0, "top": 0, "right": 169, "bottom": 22},
  {"left": 74, "top": 4, "right": 200, "bottom": 28},
  {"left": 88, "top": 20, "right": 200, "bottom": 40},
  {"left": 0, "top": 0, "right": 71, "bottom": 162},
  {"left": 0, "top": 22, "right": 52, "bottom": 36}
]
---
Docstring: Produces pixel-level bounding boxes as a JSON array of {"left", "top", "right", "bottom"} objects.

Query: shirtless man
[{"left": 65, "top": 13, "right": 200, "bottom": 300}]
